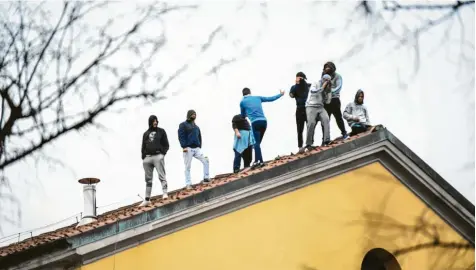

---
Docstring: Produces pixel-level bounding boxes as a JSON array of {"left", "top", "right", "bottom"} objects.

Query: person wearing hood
[
  {"left": 343, "top": 89, "right": 371, "bottom": 136},
  {"left": 232, "top": 114, "right": 255, "bottom": 173},
  {"left": 140, "top": 115, "right": 169, "bottom": 206},
  {"left": 289, "top": 71, "right": 310, "bottom": 150},
  {"left": 301, "top": 74, "right": 332, "bottom": 153},
  {"left": 322, "top": 62, "right": 348, "bottom": 139},
  {"left": 240, "top": 87, "right": 285, "bottom": 168},
  {"left": 178, "top": 110, "right": 210, "bottom": 189}
]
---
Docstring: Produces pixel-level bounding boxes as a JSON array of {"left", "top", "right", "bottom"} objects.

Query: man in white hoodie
[
  {"left": 300, "top": 74, "right": 332, "bottom": 153},
  {"left": 343, "top": 89, "right": 371, "bottom": 136}
]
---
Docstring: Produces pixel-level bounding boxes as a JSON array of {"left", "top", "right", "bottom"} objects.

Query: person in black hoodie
[
  {"left": 178, "top": 110, "right": 210, "bottom": 190},
  {"left": 140, "top": 115, "right": 169, "bottom": 207},
  {"left": 289, "top": 71, "right": 310, "bottom": 149}
]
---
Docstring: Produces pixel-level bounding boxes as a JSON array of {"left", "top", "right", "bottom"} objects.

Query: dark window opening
[{"left": 361, "top": 248, "right": 402, "bottom": 270}]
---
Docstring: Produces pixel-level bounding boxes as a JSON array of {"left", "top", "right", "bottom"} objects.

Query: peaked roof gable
[{"left": 0, "top": 128, "right": 473, "bottom": 269}]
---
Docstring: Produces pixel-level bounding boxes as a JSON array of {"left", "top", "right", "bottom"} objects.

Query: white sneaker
[
  {"left": 139, "top": 200, "right": 151, "bottom": 207},
  {"left": 186, "top": 185, "right": 192, "bottom": 190},
  {"left": 162, "top": 193, "right": 168, "bottom": 199}
]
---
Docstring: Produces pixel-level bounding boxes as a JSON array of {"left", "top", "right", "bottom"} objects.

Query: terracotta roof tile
[{"left": 0, "top": 128, "right": 379, "bottom": 258}]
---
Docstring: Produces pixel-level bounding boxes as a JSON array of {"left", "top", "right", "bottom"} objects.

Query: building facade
[{"left": 1, "top": 129, "right": 474, "bottom": 270}]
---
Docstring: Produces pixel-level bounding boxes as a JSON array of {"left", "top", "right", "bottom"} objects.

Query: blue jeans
[
  {"left": 251, "top": 120, "right": 267, "bottom": 163},
  {"left": 183, "top": 147, "right": 209, "bottom": 185}
]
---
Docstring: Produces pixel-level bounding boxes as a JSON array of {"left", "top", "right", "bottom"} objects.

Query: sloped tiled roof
[{"left": 0, "top": 129, "right": 377, "bottom": 258}]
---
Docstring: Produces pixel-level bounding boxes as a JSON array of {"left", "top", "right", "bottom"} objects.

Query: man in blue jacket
[
  {"left": 178, "top": 110, "right": 210, "bottom": 190},
  {"left": 240, "top": 87, "right": 284, "bottom": 168}
]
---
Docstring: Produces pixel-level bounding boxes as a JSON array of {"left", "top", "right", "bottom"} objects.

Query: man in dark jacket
[
  {"left": 322, "top": 62, "right": 348, "bottom": 139},
  {"left": 289, "top": 71, "right": 310, "bottom": 150},
  {"left": 140, "top": 115, "right": 169, "bottom": 207},
  {"left": 178, "top": 110, "right": 210, "bottom": 190}
]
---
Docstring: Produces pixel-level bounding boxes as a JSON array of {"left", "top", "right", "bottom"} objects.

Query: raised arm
[{"left": 260, "top": 92, "right": 283, "bottom": 102}]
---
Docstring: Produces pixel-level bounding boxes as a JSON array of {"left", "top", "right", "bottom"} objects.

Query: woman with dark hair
[{"left": 231, "top": 114, "right": 255, "bottom": 173}]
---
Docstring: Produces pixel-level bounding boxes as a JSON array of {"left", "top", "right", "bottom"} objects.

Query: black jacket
[
  {"left": 142, "top": 115, "right": 169, "bottom": 159},
  {"left": 232, "top": 114, "right": 250, "bottom": 130}
]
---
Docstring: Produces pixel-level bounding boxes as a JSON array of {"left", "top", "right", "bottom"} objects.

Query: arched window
[{"left": 361, "top": 248, "right": 402, "bottom": 270}]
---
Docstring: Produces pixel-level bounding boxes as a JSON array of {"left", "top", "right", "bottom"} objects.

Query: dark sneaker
[
  {"left": 251, "top": 161, "right": 264, "bottom": 169},
  {"left": 321, "top": 141, "right": 331, "bottom": 147},
  {"left": 203, "top": 178, "right": 211, "bottom": 184},
  {"left": 305, "top": 145, "right": 314, "bottom": 152},
  {"left": 233, "top": 168, "right": 240, "bottom": 174},
  {"left": 342, "top": 133, "right": 349, "bottom": 140}
]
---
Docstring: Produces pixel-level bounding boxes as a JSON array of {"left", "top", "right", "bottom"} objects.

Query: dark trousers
[
  {"left": 295, "top": 107, "right": 307, "bottom": 148},
  {"left": 350, "top": 125, "right": 369, "bottom": 136},
  {"left": 324, "top": 98, "right": 347, "bottom": 136},
  {"left": 233, "top": 146, "right": 252, "bottom": 171},
  {"left": 251, "top": 120, "right": 267, "bottom": 163}
]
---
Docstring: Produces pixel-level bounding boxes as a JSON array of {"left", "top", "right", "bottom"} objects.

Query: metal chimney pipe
[{"left": 76, "top": 177, "right": 100, "bottom": 227}]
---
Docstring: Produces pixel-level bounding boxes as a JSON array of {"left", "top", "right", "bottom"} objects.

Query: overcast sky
[{"left": 0, "top": 1, "right": 474, "bottom": 246}]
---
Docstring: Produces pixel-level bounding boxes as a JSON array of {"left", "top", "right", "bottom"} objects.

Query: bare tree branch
[{"left": 0, "top": 1, "right": 259, "bottom": 171}]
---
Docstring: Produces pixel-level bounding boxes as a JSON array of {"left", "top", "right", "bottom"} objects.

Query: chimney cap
[{"left": 78, "top": 177, "right": 100, "bottom": 185}]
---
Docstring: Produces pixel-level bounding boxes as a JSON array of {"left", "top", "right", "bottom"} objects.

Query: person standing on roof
[
  {"left": 301, "top": 74, "right": 332, "bottom": 153},
  {"left": 289, "top": 71, "right": 310, "bottom": 150},
  {"left": 343, "top": 89, "right": 371, "bottom": 136},
  {"left": 322, "top": 62, "right": 348, "bottom": 139},
  {"left": 140, "top": 115, "right": 169, "bottom": 206},
  {"left": 178, "top": 110, "right": 210, "bottom": 190},
  {"left": 240, "top": 87, "right": 285, "bottom": 168},
  {"left": 232, "top": 114, "right": 255, "bottom": 173}
]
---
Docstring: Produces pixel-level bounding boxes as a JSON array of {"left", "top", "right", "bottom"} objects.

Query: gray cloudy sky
[{"left": 0, "top": 1, "right": 474, "bottom": 245}]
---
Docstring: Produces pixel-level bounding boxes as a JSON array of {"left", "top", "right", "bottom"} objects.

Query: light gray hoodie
[
  {"left": 305, "top": 74, "right": 332, "bottom": 108},
  {"left": 343, "top": 89, "right": 370, "bottom": 127}
]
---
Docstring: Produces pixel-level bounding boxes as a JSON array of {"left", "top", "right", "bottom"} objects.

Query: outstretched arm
[{"left": 260, "top": 92, "right": 284, "bottom": 102}]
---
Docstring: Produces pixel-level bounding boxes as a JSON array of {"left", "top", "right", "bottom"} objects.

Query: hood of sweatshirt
[
  {"left": 295, "top": 78, "right": 309, "bottom": 98},
  {"left": 354, "top": 89, "right": 364, "bottom": 105},
  {"left": 187, "top": 110, "right": 196, "bottom": 121},
  {"left": 323, "top": 61, "right": 337, "bottom": 78},
  {"left": 148, "top": 115, "right": 158, "bottom": 129}
]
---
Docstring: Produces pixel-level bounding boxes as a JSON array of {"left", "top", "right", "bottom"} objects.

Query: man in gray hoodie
[
  {"left": 300, "top": 74, "right": 332, "bottom": 153},
  {"left": 343, "top": 89, "right": 371, "bottom": 136}
]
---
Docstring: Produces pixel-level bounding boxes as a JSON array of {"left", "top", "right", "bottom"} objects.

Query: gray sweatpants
[
  {"left": 305, "top": 106, "right": 330, "bottom": 146},
  {"left": 142, "top": 154, "right": 167, "bottom": 199}
]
